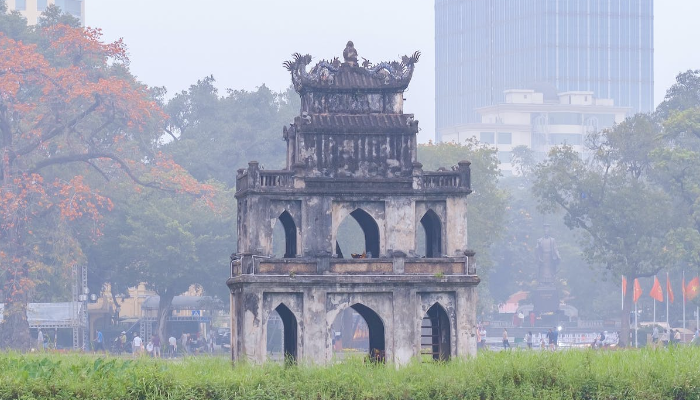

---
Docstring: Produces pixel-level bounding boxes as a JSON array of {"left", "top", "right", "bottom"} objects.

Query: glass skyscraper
[
  {"left": 435, "top": 0, "right": 653, "bottom": 141},
  {"left": 6, "top": 0, "right": 84, "bottom": 26}
]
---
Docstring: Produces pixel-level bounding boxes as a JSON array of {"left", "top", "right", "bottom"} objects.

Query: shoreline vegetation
[{"left": 1, "top": 348, "right": 700, "bottom": 399}]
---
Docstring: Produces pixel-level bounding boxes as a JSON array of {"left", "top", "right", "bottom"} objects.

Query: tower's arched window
[
  {"left": 267, "top": 303, "right": 298, "bottom": 363},
  {"left": 330, "top": 303, "right": 385, "bottom": 363},
  {"left": 272, "top": 211, "right": 297, "bottom": 258},
  {"left": 335, "top": 209, "right": 380, "bottom": 258},
  {"left": 421, "top": 303, "right": 451, "bottom": 361},
  {"left": 420, "top": 209, "right": 442, "bottom": 258}
]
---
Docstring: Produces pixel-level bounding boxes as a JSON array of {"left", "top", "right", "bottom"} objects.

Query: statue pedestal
[{"left": 532, "top": 285, "right": 559, "bottom": 315}]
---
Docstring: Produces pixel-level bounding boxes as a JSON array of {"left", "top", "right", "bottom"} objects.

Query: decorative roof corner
[{"left": 283, "top": 41, "right": 420, "bottom": 92}]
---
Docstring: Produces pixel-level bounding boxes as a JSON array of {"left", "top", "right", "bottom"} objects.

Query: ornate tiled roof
[{"left": 284, "top": 41, "right": 420, "bottom": 93}]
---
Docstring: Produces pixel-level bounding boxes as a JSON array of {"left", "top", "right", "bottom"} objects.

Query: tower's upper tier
[{"left": 284, "top": 41, "right": 420, "bottom": 115}]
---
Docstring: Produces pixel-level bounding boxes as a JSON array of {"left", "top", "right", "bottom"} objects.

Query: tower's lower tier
[{"left": 227, "top": 274, "right": 479, "bottom": 365}]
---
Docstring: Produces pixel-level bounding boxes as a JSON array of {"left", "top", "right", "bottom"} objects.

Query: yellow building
[{"left": 5, "top": 0, "right": 84, "bottom": 26}]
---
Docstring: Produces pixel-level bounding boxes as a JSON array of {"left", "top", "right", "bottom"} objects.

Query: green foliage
[
  {"left": 653, "top": 70, "right": 700, "bottom": 309},
  {"left": 163, "top": 79, "right": 299, "bottom": 187},
  {"left": 656, "top": 69, "right": 700, "bottom": 119},
  {"left": 2, "top": 350, "right": 700, "bottom": 399},
  {"left": 37, "top": 4, "right": 81, "bottom": 28},
  {"left": 532, "top": 114, "right": 678, "bottom": 344},
  {"left": 418, "top": 140, "right": 507, "bottom": 311}
]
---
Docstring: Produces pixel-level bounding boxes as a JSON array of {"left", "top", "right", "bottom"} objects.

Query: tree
[
  {"left": 532, "top": 115, "right": 676, "bottom": 346},
  {"left": 0, "top": 22, "right": 211, "bottom": 349},
  {"left": 418, "top": 140, "right": 507, "bottom": 311},
  {"left": 656, "top": 70, "right": 700, "bottom": 120},
  {"left": 164, "top": 80, "right": 299, "bottom": 187},
  {"left": 653, "top": 70, "right": 700, "bottom": 309},
  {"left": 113, "top": 184, "right": 232, "bottom": 342}
]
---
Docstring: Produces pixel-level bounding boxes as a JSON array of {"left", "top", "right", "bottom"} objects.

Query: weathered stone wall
[
  {"left": 230, "top": 45, "right": 479, "bottom": 366},
  {"left": 385, "top": 197, "right": 415, "bottom": 255},
  {"left": 301, "top": 92, "right": 403, "bottom": 114},
  {"left": 228, "top": 275, "right": 479, "bottom": 366},
  {"left": 296, "top": 132, "right": 416, "bottom": 179},
  {"left": 445, "top": 196, "right": 469, "bottom": 256}
]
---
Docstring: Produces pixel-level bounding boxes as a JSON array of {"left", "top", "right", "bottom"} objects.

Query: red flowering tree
[{"left": 0, "top": 23, "right": 212, "bottom": 350}]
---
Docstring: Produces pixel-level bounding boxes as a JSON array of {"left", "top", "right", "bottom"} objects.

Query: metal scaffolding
[{"left": 70, "top": 264, "right": 89, "bottom": 350}]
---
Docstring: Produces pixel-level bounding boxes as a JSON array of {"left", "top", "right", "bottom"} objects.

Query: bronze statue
[
  {"left": 343, "top": 41, "right": 358, "bottom": 67},
  {"left": 535, "top": 224, "right": 560, "bottom": 285}
]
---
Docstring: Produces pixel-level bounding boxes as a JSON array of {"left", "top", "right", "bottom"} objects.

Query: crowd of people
[
  {"left": 77, "top": 330, "right": 217, "bottom": 357},
  {"left": 475, "top": 322, "right": 626, "bottom": 351}
]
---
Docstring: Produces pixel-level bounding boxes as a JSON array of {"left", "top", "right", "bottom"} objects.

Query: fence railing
[
  {"left": 236, "top": 167, "right": 294, "bottom": 193},
  {"left": 422, "top": 172, "right": 460, "bottom": 188},
  {"left": 259, "top": 171, "right": 294, "bottom": 188}
]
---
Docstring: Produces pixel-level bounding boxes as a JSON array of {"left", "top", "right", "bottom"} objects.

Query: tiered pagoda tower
[{"left": 227, "top": 42, "right": 479, "bottom": 365}]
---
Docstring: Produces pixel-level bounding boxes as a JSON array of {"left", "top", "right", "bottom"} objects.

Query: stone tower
[{"left": 228, "top": 42, "right": 479, "bottom": 365}]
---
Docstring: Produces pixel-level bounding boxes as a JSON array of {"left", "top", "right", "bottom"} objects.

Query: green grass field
[{"left": 1, "top": 348, "right": 699, "bottom": 399}]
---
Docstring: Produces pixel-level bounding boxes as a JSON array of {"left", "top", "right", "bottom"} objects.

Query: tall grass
[{"left": 0, "top": 348, "right": 699, "bottom": 399}]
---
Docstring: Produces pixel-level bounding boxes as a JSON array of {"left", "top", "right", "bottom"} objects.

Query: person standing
[
  {"left": 168, "top": 335, "right": 177, "bottom": 358},
  {"left": 132, "top": 333, "right": 143, "bottom": 357},
  {"left": 525, "top": 331, "right": 533, "bottom": 349},
  {"left": 94, "top": 330, "right": 105, "bottom": 353},
  {"left": 119, "top": 331, "right": 127, "bottom": 354},
  {"left": 661, "top": 329, "right": 670, "bottom": 347},
  {"left": 652, "top": 326, "right": 659, "bottom": 347},
  {"left": 180, "top": 332, "right": 189, "bottom": 354},
  {"left": 674, "top": 329, "right": 681, "bottom": 345},
  {"left": 37, "top": 329, "right": 44, "bottom": 351},
  {"left": 502, "top": 329, "right": 511, "bottom": 349},
  {"left": 152, "top": 334, "right": 161, "bottom": 358}
]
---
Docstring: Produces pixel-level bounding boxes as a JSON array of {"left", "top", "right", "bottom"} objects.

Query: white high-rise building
[
  {"left": 6, "top": 0, "right": 84, "bottom": 26},
  {"left": 440, "top": 88, "right": 630, "bottom": 175},
  {"left": 435, "top": 0, "right": 653, "bottom": 141}
]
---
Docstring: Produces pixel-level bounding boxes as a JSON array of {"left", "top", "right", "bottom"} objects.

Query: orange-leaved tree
[{"left": 0, "top": 22, "right": 213, "bottom": 350}]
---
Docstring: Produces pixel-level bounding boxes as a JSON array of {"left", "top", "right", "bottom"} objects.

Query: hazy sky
[{"left": 87, "top": 0, "right": 700, "bottom": 144}]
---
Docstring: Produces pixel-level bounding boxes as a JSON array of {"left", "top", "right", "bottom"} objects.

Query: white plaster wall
[
  {"left": 445, "top": 197, "right": 468, "bottom": 256},
  {"left": 385, "top": 197, "right": 415, "bottom": 254}
]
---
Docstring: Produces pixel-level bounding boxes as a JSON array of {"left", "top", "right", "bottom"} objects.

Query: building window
[
  {"left": 548, "top": 113, "right": 582, "bottom": 125},
  {"left": 37, "top": 0, "right": 48, "bottom": 11},
  {"left": 479, "top": 132, "right": 495, "bottom": 144},
  {"left": 497, "top": 132, "right": 512, "bottom": 145},
  {"left": 549, "top": 133, "right": 583, "bottom": 146},
  {"left": 586, "top": 114, "right": 616, "bottom": 128},
  {"left": 64, "top": 0, "right": 82, "bottom": 17},
  {"left": 497, "top": 151, "right": 512, "bottom": 164},
  {"left": 15, "top": 0, "right": 26, "bottom": 10}
]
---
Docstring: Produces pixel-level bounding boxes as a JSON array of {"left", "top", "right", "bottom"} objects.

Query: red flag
[
  {"left": 649, "top": 277, "right": 663, "bottom": 302},
  {"left": 667, "top": 274, "right": 675, "bottom": 303},
  {"left": 686, "top": 277, "right": 700, "bottom": 301},
  {"left": 633, "top": 278, "right": 642, "bottom": 303},
  {"left": 683, "top": 277, "right": 687, "bottom": 302},
  {"left": 622, "top": 276, "right": 627, "bottom": 296}
]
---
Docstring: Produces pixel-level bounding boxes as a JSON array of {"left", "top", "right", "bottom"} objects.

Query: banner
[{"left": 649, "top": 276, "right": 663, "bottom": 302}]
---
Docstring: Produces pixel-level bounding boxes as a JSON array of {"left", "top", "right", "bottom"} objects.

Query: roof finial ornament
[{"left": 343, "top": 40, "right": 358, "bottom": 67}]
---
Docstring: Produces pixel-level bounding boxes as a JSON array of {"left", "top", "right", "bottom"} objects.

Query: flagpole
[
  {"left": 622, "top": 276, "right": 624, "bottom": 311},
  {"left": 683, "top": 271, "right": 686, "bottom": 330},
  {"left": 635, "top": 300, "right": 638, "bottom": 348},
  {"left": 667, "top": 273, "right": 670, "bottom": 328},
  {"left": 653, "top": 299, "right": 656, "bottom": 324}
]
